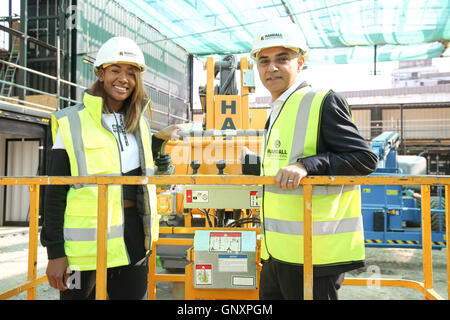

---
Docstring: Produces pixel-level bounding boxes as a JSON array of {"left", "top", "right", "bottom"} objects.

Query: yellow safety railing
[{"left": 0, "top": 175, "right": 449, "bottom": 300}]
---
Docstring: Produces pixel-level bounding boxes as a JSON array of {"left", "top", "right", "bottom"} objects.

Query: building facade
[{"left": 0, "top": 0, "right": 193, "bottom": 225}]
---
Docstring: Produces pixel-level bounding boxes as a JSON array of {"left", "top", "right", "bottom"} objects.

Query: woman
[{"left": 41, "top": 36, "right": 181, "bottom": 299}]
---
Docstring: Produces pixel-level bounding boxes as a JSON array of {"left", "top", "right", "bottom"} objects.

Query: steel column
[
  {"left": 95, "top": 184, "right": 108, "bottom": 300},
  {"left": 26, "top": 184, "right": 39, "bottom": 300}
]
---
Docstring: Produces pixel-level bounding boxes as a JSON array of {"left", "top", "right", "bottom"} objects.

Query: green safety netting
[{"left": 115, "top": 0, "right": 450, "bottom": 64}]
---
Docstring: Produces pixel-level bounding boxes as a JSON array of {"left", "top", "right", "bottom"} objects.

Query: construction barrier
[{"left": 0, "top": 175, "right": 449, "bottom": 300}]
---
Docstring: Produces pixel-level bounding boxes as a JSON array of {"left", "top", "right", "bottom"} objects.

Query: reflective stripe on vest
[
  {"left": 64, "top": 225, "right": 123, "bottom": 241},
  {"left": 261, "top": 87, "right": 365, "bottom": 265},
  {"left": 67, "top": 109, "right": 88, "bottom": 176},
  {"left": 261, "top": 216, "right": 363, "bottom": 236}
]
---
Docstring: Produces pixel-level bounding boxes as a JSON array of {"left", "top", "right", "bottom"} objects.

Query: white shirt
[
  {"left": 266, "top": 76, "right": 305, "bottom": 145},
  {"left": 53, "top": 112, "right": 140, "bottom": 173}
]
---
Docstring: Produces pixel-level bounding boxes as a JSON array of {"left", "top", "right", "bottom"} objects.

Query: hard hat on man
[
  {"left": 94, "top": 36, "right": 147, "bottom": 75},
  {"left": 250, "top": 18, "right": 309, "bottom": 61}
]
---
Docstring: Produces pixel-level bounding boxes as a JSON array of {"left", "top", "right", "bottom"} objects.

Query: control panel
[
  {"left": 183, "top": 185, "right": 261, "bottom": 209},
  {"left": 193, "top": 230, "right": 257, "bottom": 289}
]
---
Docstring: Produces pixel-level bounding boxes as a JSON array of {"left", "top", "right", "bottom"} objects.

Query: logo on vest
[
  {"left": 266, "top": 139, "right": 288, "bottom": 160},
  {"left": 274, "top": 139, "right": 281, "bottom": 148}
]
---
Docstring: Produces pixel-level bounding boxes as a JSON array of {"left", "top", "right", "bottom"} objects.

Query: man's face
[{"left": 256, "top": 47, "right": 304, "bottom": 100}]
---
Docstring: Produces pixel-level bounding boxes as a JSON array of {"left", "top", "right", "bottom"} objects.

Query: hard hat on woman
[
  {"left": 94, "top": 36, "right": 147, "bottom": 75},
  {"left": 250, "top": 18, "right": 309, "bottom": 61}
]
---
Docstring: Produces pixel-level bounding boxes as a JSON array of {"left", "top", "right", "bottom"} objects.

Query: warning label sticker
[
  {"left": 195, "top": 264, "right": 212, "bottom": 285},
  {"left": 232, "top": 276, "right": 255, "bottom": 286},
  {"left": 218, "top": 254, "right": 248, "bottom": 272},
  {"left": 186, "top": 190, "right": 209, "bottom": 203},
  {"left": 209, "top": 232, "right": 241, "bottom": 252},
  {"left": 250, "top": 191, "right": 259, "bottom": 207}
]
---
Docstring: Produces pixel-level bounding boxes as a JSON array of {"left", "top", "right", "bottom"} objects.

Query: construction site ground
[{"left": 0, "top": 226, "right": 448, "bottom": 300}]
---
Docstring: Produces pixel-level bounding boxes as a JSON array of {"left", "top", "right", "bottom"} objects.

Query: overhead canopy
[{"left": 116, "top": 0, "right": 450, "bottom": 64}]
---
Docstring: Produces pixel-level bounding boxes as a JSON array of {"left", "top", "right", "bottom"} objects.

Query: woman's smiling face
[{"left": 97, "top": 63, "right": 138, "bottom": 111}]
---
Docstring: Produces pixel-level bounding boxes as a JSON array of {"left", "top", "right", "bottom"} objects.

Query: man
[{"left": 242, "top": 18, "right": 377, "bottom": 300}]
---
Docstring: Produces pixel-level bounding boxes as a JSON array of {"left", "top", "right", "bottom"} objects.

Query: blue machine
[{"left": 361, "top": 132, "right": 446, "bottom": 249}]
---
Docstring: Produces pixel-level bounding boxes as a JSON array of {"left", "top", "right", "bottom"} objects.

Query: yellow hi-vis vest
[
  {"left": 51, "top": 91, "right": 159, "bottom": 271},
  {"left": 261, "top": 86, "right": 365, "bottom": 266}
]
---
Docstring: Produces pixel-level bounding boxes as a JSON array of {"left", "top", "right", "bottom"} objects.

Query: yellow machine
[
  {"left": 154, "top": 55, "right": 265, "bottom": 299},
  {"left": 159, "top": 55, "right": 263, "bottom": 177},
  {"left": 156, "top": 55, "right": 264, "bottom": 217}
]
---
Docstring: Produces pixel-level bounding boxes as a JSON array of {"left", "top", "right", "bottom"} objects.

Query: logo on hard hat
[
  {"left": 118, "top": 51, "right": 137, "bottom": 57},
  {"left": 261, "top": 33, "right": 283, "bottom": 41}
]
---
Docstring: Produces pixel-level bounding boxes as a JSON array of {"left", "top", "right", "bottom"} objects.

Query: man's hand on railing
[{"left": 275, "top": 162, "right": 308, "bottom": 189}]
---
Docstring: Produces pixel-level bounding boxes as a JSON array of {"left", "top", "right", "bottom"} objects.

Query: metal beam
[{"left": 0, "top": 24, "right": 62, "bottom": 54}]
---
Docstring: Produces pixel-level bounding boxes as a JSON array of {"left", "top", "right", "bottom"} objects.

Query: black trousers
[
  {"left": 259, "top": 258, "right": 345, "bottom": 300},
  {"left": 61, "top": 206, "right": 148, "bottom": 300}
]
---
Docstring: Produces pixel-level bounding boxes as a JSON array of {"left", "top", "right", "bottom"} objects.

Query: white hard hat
[
  {"left": 250, "top": 18, "right": 309, "bottom": 61},
  {"left": 93, "top": 36, "right": 147, "bottom": 75}
]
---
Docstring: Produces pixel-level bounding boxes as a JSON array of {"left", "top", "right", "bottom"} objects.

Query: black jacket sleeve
[
  {"left": 152, "top": 135, "right": 165, "bottom": 157},
  {"left": 40, "top": 134, "right": 165, "bottom": 260},
  {"left": 241, "top": 91, "right": 377, "bottom": 177},
  {"left": 40, "top": 149, "right": 70, "bottom": 259},
  {"left": 301, "top": 92, "right": 377, "bottom": 176}
]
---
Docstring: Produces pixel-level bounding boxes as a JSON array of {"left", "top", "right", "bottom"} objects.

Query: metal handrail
[
  {"left": 0, "top": 57, "right": 85, "bottom": 112},
  {"left": 0, "top": 59, "right": 86, "bottom": 90},
  {"left": 0, "top": 79, "right": 79, "bottom": 106},
  {"left": 0, "top": 95, "right": 55, "bottom": 112},
  {"left": 0, "top": 58, "right": 190, "bottom": 124},
  {"left": 357, "top": 119, "right": 450, "bottom": 140},
  {"left": 0, "top": 175, "right": 448, "bottom": 300},
  {"left": 151, "top": 108, "right": 190, "bottom": 122}
]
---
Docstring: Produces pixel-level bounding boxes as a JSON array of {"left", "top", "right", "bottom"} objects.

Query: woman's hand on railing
[
  {"left": 46, "top": 256, "right": 69, "bottom": 291},
  {"left": 154, "top": 125, "right": 183, "bottom": 141}
]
